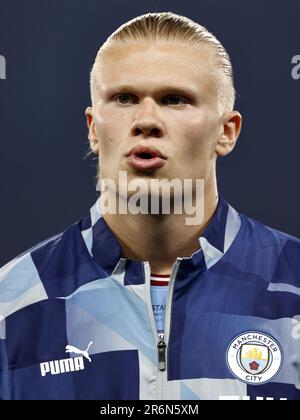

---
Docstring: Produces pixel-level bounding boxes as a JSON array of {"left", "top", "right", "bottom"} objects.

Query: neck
[{"left": 100, "top": 176, "right": 218, "bottom": 275}]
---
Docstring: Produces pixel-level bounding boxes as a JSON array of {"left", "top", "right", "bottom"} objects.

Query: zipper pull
[{"left": 157, "top": 340, "right": 166, "bottom": 371}]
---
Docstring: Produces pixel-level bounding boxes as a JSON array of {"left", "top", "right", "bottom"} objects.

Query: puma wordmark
[{"left": 40, "top": 342, "right": 93, "bottom": 377}]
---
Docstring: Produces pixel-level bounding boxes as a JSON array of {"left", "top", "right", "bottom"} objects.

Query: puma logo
[{"left": 65, "top": 341, "right": 93, "bottom": 362}]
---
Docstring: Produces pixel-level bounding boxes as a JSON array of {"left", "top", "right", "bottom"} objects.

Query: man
[{"left": 0, "top": 12, "right": 299, "bottom": 400}]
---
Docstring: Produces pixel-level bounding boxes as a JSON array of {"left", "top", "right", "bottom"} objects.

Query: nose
[{"left": 130, "top": 98, "right": 164, "bottom": 138}]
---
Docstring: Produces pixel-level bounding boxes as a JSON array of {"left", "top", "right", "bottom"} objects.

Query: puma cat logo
[
  {"left": 40, "top": 341, "right": 93, "bottom": 377},
  {"left": 65, "top": 341, "right": 93, "bottom": 362}
]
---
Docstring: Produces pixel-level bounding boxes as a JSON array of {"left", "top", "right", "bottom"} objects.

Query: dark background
[{"left": 0, "top": 0, "right": 299, "bottom": 266}]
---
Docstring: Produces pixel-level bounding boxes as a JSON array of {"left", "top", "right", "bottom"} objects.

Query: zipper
[
  {"left": 144, "top": 259, "right": 182, "bottom": 400},
  {"left": 157, "top": 340, "right": 166, "bottom": 371}
]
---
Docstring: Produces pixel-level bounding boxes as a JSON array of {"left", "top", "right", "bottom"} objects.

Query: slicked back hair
[{"left": 90, "top": 12, "right": 236, "bottom": 113}]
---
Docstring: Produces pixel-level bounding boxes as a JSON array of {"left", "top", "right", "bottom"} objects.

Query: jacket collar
[{"left": 80, "top": 195, "right": 241, "bottom": 278}]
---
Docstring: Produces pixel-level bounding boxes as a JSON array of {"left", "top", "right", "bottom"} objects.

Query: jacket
[{"left": 0, "top": 196, "right": 300, "bottom": 400}]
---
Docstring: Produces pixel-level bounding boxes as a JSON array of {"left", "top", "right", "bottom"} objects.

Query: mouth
[{"left": 125, "top": 147, "right": 167, "bottom": 171}]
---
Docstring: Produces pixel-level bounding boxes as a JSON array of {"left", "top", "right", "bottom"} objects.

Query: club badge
[{"left": 226, "top": 331, "right": 283, "bottom": 385}]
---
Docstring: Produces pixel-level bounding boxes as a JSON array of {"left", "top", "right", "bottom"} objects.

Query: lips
[
  {"left": 126, "top": 146, "right": 167, "bottom": 160},
  {"left": 125, "top": 146, "right": 167, "bottom": 171}
]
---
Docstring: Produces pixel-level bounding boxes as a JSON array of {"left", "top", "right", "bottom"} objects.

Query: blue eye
[
  {"left": 162, "top": 95, "right": 189, "bottom": 105},
  {"left": 114, "top": 94, "right": 136, "bottom": 104},
  {"left": 113, "top": 93, "right": 189, "bottom": 105}
]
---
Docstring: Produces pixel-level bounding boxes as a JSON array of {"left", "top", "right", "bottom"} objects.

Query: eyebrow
[{"left": 104, "top": 84, "right": 198, "bottom": 99}]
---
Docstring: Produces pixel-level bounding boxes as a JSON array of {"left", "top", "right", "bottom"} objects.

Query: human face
[{"left": 87, "top": 41, "right": 225, "bottom": 197}]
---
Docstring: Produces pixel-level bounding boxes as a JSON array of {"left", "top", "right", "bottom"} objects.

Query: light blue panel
[
  {"left": 180, "top": 382, "right": 200, "bottom": 400},
  {"left": 0, "top": 317, "right": 5, "bottom": 339},
  {"left": 0, "top": 254, "right": 42, "bottom": 302},
  {"left": 267, "top": 283, "right": 300, "bottom": 296},
  {"left": 63, "top": 277, "right": 157, "bottom": 364}
]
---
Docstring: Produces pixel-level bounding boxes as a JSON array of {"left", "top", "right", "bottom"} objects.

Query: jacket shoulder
[
  {"left": 240, "top": 212, "right": 300, "bottom": 248},
  {"left": 0, "top": 219, "right": 90, "bottom": 318},
  {"left": 0, "top": 231, "right": 64, "bottom": 318},
  {"left": 236, "top": 212, "right": 300, "bottom": 287}
]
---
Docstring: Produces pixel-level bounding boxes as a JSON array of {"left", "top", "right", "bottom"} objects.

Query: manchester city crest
[{"left": 226, "top": 331, "right": 283, "bottom": 385}]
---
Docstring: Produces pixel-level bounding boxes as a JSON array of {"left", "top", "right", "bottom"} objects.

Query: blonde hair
[{"left": 90, "top": 12, "right": 236, "bottom": 113}]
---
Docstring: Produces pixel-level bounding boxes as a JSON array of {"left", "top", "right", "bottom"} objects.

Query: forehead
[{"left": 97, "top": 40, "right": 217, "bottom": 95}]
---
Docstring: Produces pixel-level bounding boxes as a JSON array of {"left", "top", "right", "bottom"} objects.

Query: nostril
[
  {"left": 132, "top": 127, "right": 161, "bottom": 137},
  {"left": 151, "top": 128, "right": 160, "bottom": 137},
  {"left": 133, "top": 128, "right": 143, "bottom": 136}
]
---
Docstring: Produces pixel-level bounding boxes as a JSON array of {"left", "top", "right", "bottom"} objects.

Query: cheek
[
  {"left": 175, "top": 116, "right": 208, "bottom": 154},
  {"left": 94, "top": 107, "right": 114, "bottom": 138},
  {"left": 94, "top": 106, "right": 130, "bottom": 152},
  {"left": 176, "top": 111, "right": 218, "bottom": 157}
]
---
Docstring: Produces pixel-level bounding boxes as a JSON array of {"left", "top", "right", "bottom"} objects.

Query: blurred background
[{"left": 0, "top": 0, "right": 299, "bottom": 266}]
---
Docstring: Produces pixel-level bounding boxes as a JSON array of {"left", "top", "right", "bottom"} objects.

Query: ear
[
  {"left": 215, "top": 111, "right": 242, "bottom": 157},
  {"left": 85, "top": 106, "right": 100, "bottom": 154}
]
